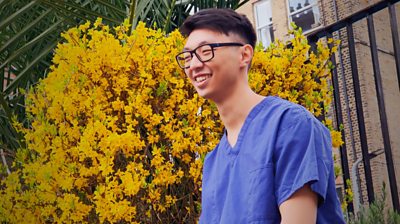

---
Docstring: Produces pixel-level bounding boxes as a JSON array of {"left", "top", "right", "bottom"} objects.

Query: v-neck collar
[{"left": 220, "top": 96, "right": 274, "bottom": 156}]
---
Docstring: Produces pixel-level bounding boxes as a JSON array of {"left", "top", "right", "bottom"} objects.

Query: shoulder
[
  {"left": 268, "top": 97, "right": 317, "bottom": 132},
  {"left": 250, "top": 96, "right": 326, "bottom": 136},
  {"left": 267, "top": 97, "right": 332, "bottom": 151}
]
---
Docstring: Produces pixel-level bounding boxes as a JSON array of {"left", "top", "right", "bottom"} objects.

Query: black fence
[{"left": 308, "top": 0, "right": 399, "bottom": 213}]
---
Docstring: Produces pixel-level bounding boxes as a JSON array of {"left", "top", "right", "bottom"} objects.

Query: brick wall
[{"left": 238, "top": 0, "right": 400, "bottom": 210}]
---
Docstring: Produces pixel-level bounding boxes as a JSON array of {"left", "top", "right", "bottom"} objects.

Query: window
[
  {"left": 287, "top": 0, "right": 321, "bottom": 33},
  {"left": 2, "top": 68, "right": 15, "bottom": 92},
  {"left": 254, "top": 0, "right": 274, "bottom": 48}
]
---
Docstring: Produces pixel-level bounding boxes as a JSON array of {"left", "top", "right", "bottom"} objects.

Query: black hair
[{"left": 180, "top": 8, "right": 257, "bottom": 49}]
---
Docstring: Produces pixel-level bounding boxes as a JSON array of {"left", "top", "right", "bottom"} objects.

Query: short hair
[{"left": 180, "top": 8, "right": 257, "bottom": 49}]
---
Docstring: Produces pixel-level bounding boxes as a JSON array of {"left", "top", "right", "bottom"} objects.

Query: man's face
[{"left": 181, "top": 29, "right": 245, "bottom": 101}]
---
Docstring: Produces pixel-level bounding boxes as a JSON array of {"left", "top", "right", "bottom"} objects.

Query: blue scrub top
[{"left": 199, "top": 96, "right": 345, "bottom": 224}]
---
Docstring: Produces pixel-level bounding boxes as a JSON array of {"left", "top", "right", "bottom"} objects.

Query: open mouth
[{"left": 195, "top": 74, "right": 211, "bottom": 83}]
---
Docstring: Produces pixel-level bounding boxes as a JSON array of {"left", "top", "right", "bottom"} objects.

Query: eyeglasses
[{"left": 175, "top": 42, "right": 244, "bottom": 69}]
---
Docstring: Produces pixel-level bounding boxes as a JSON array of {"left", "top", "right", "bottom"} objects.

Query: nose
[{"left": 188, "top": 53, "right": 204, "bottom": 70}]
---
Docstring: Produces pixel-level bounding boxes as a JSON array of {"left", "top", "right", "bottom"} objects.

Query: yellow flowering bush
[
  {"left": 0, "top": 20, "right": 341, "bottom": 223},
  {"left": 250, "top": 27, "right": 342, "bottom": 148}
]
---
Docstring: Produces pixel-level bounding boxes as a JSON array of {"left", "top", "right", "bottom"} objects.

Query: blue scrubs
[{"left": 199, "top": 96, "right": 345, "bottom": 224}]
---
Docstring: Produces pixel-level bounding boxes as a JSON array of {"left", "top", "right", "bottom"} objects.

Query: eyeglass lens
[{"left": 177, "top": 45, "right": 214, "bottom": 68}]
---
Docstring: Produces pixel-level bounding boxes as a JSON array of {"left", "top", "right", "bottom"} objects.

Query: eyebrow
[{"left": 183, "top": 41, "right": 210, "bottom": 51}]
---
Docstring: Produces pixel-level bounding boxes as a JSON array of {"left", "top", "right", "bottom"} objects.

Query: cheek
[
  {"left": 221, "top": 52, "right": 241, "bottom": 68},
  {"left": 184, "top": 69, "right": 190, "bottom": 77},
  {"left": 218, "top": 60, "right": 240, "bottom": 76}
]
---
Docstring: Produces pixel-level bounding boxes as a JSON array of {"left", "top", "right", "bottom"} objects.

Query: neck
[{"left": 215, "top": 84, "right": 264, "bottom": 141}]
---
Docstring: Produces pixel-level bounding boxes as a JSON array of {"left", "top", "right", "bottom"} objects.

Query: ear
[{"left": 239, "top": 44, "right": 254, "bottom": 69}]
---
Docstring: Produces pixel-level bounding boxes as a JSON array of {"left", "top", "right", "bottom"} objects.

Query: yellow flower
[{"left": 1, "top": 19, "right": 340, "bottom": 223}]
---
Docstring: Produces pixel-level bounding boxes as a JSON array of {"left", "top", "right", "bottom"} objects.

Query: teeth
[{"left": 195, "top": 75, "right": 210, "bottom": 82}]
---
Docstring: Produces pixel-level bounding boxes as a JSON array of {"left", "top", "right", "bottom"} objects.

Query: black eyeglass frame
[{"left": 175, "top": 42, "right": 244, "bottom": 69}]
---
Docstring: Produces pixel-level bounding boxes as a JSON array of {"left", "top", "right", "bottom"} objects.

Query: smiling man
[{"left": 176, "top": 8, "right": 345, "bottom": 224}]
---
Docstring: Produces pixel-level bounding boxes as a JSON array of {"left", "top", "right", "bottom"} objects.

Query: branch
[
  {"left": 128, "top": 0, "right": 137, "bottom": 35},
  {"left": 163, "top": 0, "right": 177, "bottom": 33},
  {"left": 0, "top": 147, "right": 11, "bottom": 175}
]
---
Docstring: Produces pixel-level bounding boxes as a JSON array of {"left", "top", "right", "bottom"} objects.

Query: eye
[
  {"left": 184, "top": 55, "right": 192, "bottom": 62},
  {"left": 198, "top": 45, "right": 212, "bottom": 56},
  {"left": 201, "top": 49, "right": 212, "bottom": 55},
  {"left": 178, "top": 52, "right": 192, "bottom": 62}
]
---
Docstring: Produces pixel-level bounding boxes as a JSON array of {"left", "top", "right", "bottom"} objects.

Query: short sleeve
[{"left": 274, "top": 106, "right": 333, "bottom": 207}]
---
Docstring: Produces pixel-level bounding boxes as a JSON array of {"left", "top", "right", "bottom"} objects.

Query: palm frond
[
  {"left": 0, "top": 0, "right": 250, "bottom": 157},
  {"left": 0, "top": 0, "right": 128, "bottom": 155}
]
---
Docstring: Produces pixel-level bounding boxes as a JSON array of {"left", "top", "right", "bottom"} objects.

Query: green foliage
[
  {"left": 347, "top": 183, "right": 400, "bottom": 224},
  {"left": 0, "top": 0, "right": 130, "bottom": 171}
]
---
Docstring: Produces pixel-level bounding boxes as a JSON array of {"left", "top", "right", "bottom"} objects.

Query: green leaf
[{"left": 156, "top": 81, "right": 168, "bottom": 96}]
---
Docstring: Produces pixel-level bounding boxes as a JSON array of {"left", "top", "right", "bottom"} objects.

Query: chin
[
  {"left": 197, "top": 92, "right": 208, "bottom": 99},
  {"left": 200, "top": 93, "right": 219, "bottom": 102},
  {"left": 196, "top": 90, "right": 211, "bottom": 100}
]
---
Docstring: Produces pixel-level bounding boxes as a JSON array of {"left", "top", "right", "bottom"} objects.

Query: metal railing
[{"left": 308, "top": 0, "right": 400, "bottom": 213}]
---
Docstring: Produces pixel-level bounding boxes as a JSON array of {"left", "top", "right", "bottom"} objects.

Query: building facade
[{"left": 237, "top": 0, "right": 400, "bottom": 213}]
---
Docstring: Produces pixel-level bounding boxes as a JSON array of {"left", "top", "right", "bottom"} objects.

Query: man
[{"left": 175, "top": 8, "right": 345, "bottom": 224}]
